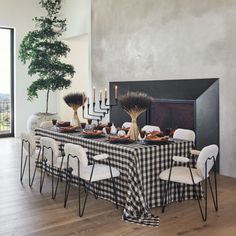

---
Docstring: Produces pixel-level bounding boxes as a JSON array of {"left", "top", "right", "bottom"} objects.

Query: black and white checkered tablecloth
[{"left": 35, "top": 128, "right": 197, "bottom": 227}]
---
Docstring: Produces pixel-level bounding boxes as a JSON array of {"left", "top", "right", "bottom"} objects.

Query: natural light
[{"left": 0, "top": 28, "right": 11, "bottom": 133}]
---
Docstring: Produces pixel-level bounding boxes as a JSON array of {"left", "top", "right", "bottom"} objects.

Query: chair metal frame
[
  {"left": 20, "top": 138, "right": 41, "bottom": 187},
  {"left": 161, "top": 156, "right": 218, "bottom": 221},
  {"left": 64, "top": 153, "right": 118, "bottom": 217},
  {"left": 39, "top": 145, "right": 65, "bottom": 199}
]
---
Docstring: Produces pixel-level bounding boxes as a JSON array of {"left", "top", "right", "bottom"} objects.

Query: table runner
[{"left": 35, "top": 128, "right": 196, "bottom": 227}]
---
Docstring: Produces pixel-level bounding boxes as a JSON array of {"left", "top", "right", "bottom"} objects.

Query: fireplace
[
  {"left": 110, "top": 79, "right": 219, "bottom": 171},
  {"left": 148, "top": 99, "right": 195, "bottom": 131}
]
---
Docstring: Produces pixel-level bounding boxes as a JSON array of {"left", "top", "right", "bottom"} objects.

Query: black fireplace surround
[{"left": 110, "top": 79, "right": 219, "bottom": 171}]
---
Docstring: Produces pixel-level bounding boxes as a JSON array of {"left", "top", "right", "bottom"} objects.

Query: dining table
[{"left": 35, "top": 127, "right": 199, "bottom": 227}]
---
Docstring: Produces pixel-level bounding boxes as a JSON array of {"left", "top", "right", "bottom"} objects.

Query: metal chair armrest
[
  {"left": 92, "top": 153, "right": 109, "bottom": 161},
  {"left": 173, "top": 155, "right": 190, "bottom": 163},
  {"left": 190, "top": 149, "right": 201, "bottom": 156}
]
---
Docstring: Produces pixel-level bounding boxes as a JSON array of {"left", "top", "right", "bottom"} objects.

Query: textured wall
[{"left": 91, "top": 0, "right": 236, "bottom": 177}]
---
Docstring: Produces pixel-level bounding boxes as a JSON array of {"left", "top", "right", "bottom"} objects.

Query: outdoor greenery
[
  {"left": 0, "top": 100, "right": 10, "bottom": 132},
  {"left": 18, "top": 0, "right": 75, "bottom": 113}
]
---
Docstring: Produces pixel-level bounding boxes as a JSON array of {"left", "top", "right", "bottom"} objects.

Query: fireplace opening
[{"left": 148, "top": 99, "right": 195, "bottom": 132}]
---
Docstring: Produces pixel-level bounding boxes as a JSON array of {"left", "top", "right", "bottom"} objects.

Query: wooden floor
[{"left": 0, "top": 138, "right": 236, "bottom": 236}]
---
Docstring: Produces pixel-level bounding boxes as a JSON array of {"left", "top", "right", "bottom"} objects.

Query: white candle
[
  {"left": 115, "top": 86, "right": 118, "bottom": 99},
  {"left": 87, "top": 97, "right": 90, "bottom": 104},
  {"left": 99, "top": 90, "right": 102, "bottom": 101},
  {"left": 82, "top": 91, "right": 85, "bottom": 105},
  {"left": 93, "top": 87, "right": 96, "bottom": 103},
  {"left": 105, "top": 88, "right": 107, "bottom": 99}
]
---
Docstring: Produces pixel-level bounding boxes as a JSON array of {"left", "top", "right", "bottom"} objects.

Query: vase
[{"left": 27, "top": 113, "right": 59, "bottom": 134}]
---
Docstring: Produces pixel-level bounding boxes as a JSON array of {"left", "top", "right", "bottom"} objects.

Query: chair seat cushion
[
  {"left": 159, "top": 166, "right": 203, "bottom": 185},
  {"left": 73, "top": 164, "right": 120, "bottom": 182}
]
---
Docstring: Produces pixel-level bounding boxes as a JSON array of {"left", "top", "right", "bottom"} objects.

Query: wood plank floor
[{"left": 0, "top": 138, "right": 236, "bottom": 236}]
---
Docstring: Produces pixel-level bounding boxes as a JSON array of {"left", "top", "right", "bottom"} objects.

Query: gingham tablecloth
[{"left": 35, "top": 128, "right": 196, "bottom": 227}]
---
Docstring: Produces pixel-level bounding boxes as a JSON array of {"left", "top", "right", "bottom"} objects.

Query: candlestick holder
[
  {"left": 82, "top": 105, "right": 101, "bottom": 125},
  {"left": 104, "top": 98, "right": 118, "bottom": 110},
  {"left": 92, "top": 102, "right": 106, "bottom": 117},
  {"left": 99, "top": 100, "right": 109, "bottom": 114}
]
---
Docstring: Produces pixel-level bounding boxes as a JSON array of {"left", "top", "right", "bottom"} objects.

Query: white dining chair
[
  {"left": 173, "top": 128, "right": 201, "bottom": 156},
  {"left": 40, "top": 137, "right": 66, "bottom": 199},
  {"left": 20, "top": 132, "right": 41, "bottom": 187},
  {"left": 173, "top": 128, "right": 195, "bottom": 142},
  {"left": 141, "top": 125, "right": 161, "bottom": 133},
  {"left": 122, "top": 122, "right": 131, "bottom": 128},
  {"left": 64, "top": 143, "right": 120, "bottom": 217},
  {"left": 159, "top": 144, "right": 219, "bottom": 221}
]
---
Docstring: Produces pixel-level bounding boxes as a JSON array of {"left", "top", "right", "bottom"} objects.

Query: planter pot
[{"left": 27, "top": 113, "right": 59, "bottom": 133}]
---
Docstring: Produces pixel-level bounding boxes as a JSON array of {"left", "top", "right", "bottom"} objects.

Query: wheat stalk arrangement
[
  {"left": 119, "top": 92, "right": 153, "bottom": 140},
  {"left": 63, "top": 92, "right": 87, "bottom": 128}
]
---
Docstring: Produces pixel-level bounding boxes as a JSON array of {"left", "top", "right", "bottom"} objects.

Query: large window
[{"left": 0, "top": 27, "right": 14, "bottom": 137}]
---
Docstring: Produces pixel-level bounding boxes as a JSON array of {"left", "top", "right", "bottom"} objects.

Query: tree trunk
[{"left": 46, "top": 89, "right": 50, "bottom": 114}]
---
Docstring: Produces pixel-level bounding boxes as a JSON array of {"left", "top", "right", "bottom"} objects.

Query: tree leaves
[{"left": 18, "top": 0, "right": 75, "bottom": 113}]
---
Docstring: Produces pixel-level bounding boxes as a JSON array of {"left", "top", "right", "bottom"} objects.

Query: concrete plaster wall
[{"left": 91, "top": 0, "right": 236, "bottom": 177}]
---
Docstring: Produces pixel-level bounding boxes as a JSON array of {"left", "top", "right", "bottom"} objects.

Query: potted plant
[{"left": 18, "top": 0, "right": 75, "bottom": 132}]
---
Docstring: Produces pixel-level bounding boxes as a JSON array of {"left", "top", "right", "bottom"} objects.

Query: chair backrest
[
  {"left": 40, "top": 121, "right": 53, "bottom": 128},
  {"left": 142, "top": 125, "right": 160, "bottom": 133},
  {"left": 64, "top": 143, "right": 88, "bottom": 173},
  {"left": 20, "top": 132, "right": 36, "bottom": 155},
  {"left": 122, "top": 122, "right": 131, "bottom": 128},
  {"left": 196, "top": 144, "right": 219, "bottom": 179},
  {"left": 173, "top": 128, "right": 195, "bottom": 142},
  {"left": 40, "top": 137, "right": 59, "bottom": 163}
]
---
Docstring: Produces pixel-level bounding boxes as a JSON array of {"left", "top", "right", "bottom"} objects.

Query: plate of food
[
  {"left": 82, "top": 130, "right": 105, "bottom": 138},
  {"left": 144, "top": 135, "right": 170, "bottom": 145},
  {"left": 56, "top": 121, "right": 71, "bottom": 127},
  {"left": 108, "top": 135, "right": 134, "bottom": 144},
  {"left": 58, "top": 125, "right": 78, "bottom": 133}
]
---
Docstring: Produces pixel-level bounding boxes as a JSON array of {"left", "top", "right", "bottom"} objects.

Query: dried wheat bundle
[
  {"left": 63, "top": 92, "right": 86, "bottom": 110},
  {"left": 63, "top": 92, "right": 87, "bottom": 128},
  {"left": 119, "top": 92, "right": 153, "bottom": 140}
]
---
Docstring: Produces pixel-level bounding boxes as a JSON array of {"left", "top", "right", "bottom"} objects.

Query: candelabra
[
  {"left": 82, "top": 86, "right": 119, "bottom": 124},
  {"left": 82, "top": 105, "right": 101, "bottom": 124},
  {"left": 82, "top": 99, "right": 118, "bottom": 124}
]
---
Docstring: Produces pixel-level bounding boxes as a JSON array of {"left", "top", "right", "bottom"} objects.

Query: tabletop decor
[
  {"left": 82, "top": 86, "right": 119, "bottom": 124},
  {"left": 63, "top": 92, "right": 87, "bottom": 128},
  {"left": 119, "top": 92, "right": 153, "bottom": 140}
]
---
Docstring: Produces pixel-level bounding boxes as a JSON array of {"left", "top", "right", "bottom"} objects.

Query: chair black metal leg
[
  {"left": 64, "top": 173, "right": 71, "bottom": 208},
  {"left": 79, "top": 164, "right": 95, "bottom": 217},
  {"left": 111, "top": 175, "right": 118, "bottom": 209},
  {"left": 28, "top": 154, "right": 31, "bottom": 187},
  {"left": 40, "top": 161, "right": 46, "bottom": 193},
  {"left": 177, "top": 183, "right": 181, "bottom": 202},
  {"left": 189, "top": 163, "right": 207, "bottom": 221},
  {"left": 53, "top": 158, "right": 64, "bottom": 199},
  {"left": 208, "top": 175, "right": 218, "bottom": 211},
  {"left": 29, "top": 148, "right": 41, "bottom": 188},
  {"left": 20, "top": 155, "right": 28, "bottom": 182},
  {"left": 94, "top": 181, "right": 101, "bottom": 199},
  {"left": 192, "top": 179, "right": 208, "bottom": 221},
  {"left": 108, "top": 159, "right": 118, "bottom": 209},
  {"left": 162, "top": 179, "right": 171, "bottom": 213},
  {"left": 79, "top": 179, "right": 91, "bottom": 217},
  {"left": 181, "top": 184, "right": 185, "bottom": 201}
]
